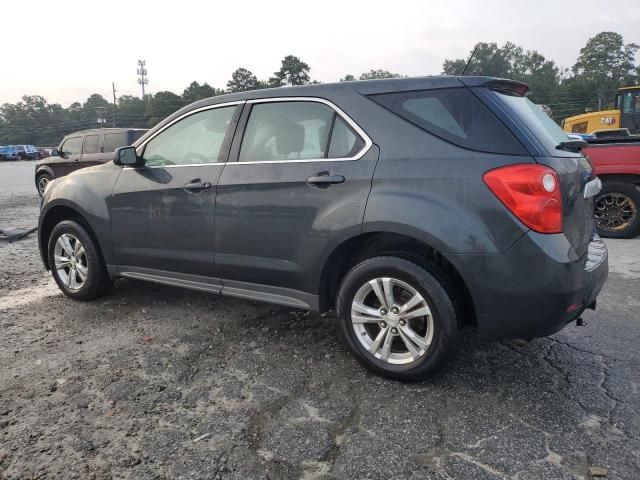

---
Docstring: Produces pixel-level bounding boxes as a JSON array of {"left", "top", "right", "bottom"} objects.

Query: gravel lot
[{"left": 1, "top": 161, "right": 639, "bottom": 480}]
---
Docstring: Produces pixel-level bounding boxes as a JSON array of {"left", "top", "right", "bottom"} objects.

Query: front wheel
[
  {"left": 36, "top": 173, "right": 52, "bottom": 196},
  {"left": 336, "top": 256, "right": 458, "bottom": 381},
  {"left": 47, "top": 220, "right": 113, "bottom": 301},
  {"left": 594, "top": 181, "right": 640, "bottom": 239}
]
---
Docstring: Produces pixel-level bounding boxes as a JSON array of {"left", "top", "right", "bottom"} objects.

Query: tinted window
[
  {"left": 103, "top": 132, "right": 129, "bottom": 153},
  {"left": 83, "top": 134, "right": 99, "bottom": 154},
  {"left": 493, "top": 90, "right": 569, "bottom": 146},
  {"left": 61, "top": 136, "right": 82, "bottom": 156},
  {"left": 143, "top": 106, "right": 236, "bottom": 167},
  {"left": 370, "top": 88, "right": 525, "bottom": 154},
  {"left": 239, "top": 102, "right": 334, "bottom": 162},
  {"left": 328, "top": 117, "right": 364, "bottom": 158}
]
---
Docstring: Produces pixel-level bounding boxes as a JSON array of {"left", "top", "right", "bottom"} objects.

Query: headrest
[{"left": 275, "top": 123, "right": 304, "bottom": 156}]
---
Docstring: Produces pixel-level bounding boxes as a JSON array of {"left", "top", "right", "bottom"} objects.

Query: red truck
[{"left": 585, "top": 137, "right": 640, "bottom": 238}]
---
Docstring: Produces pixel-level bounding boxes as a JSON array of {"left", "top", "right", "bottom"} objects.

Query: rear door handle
[
  {"left": 183, "top": 179, "right": 212, "bottom": 193},
  {"left": 306, "top": 172, "right": 345, "bottom": 187}
]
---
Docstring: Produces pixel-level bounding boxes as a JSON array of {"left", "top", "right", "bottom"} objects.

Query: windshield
[{"left": 492, "top": 90, "right": 570, "bottom": 151}]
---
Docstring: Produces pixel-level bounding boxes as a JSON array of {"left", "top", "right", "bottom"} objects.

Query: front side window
[
  {"left": 61, "top": 136, "right": 83, "bottom": 156},
  {"left": 370, "top": 88, "right": 526, "bottom": 154},
  {"left": 83, "top": 134, "right": 99, "bottom": 154},
  {"left": 143, "top": 106, "right": 236, "bottom": 167}
]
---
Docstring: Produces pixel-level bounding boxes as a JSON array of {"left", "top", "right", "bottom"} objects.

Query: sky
[{"left": 1, "top": 0, "right": 639, "bottom": 106}]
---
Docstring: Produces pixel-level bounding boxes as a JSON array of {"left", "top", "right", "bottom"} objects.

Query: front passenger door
[
  {"left": 55, "top": 135, "right": 84, "bottom": 177},
  {"left": 108, "top": 103, "right": 242, "bottom": 281}
]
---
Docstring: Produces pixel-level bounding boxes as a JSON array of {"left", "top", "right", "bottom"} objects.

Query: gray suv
[{"left": 38, "top": 76, "right": 608, "bottom": 380}]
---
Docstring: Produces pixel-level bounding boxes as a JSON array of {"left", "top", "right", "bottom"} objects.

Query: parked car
[
  {"left": 0, "top": 145, "right": 20, "bottom": 161},
  {"left": 16, "top": 144, "right": 39, "bottom": 160},
  {"left": 38, "top": 76, "right": 608, "bottom": 380},
  {"left": 34, "top": 128, "right": 148, "bottom": 196},
  {"left": 584, "top": 137, "right": 640, "bottom": 238}
]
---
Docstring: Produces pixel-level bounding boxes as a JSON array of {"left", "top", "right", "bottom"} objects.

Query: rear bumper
[{"left": 447, "top": 232, "right": 608, "bottom": 339}]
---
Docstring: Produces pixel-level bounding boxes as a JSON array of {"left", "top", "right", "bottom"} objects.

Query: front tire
[
  {"left": 36, "top": 173, "right": 52, "bottom": 197},
  {"left": 47, "top": 220, "right": 113, "bottom": 301},
  {"left": 336, "top": 256, "right": 458, "bottom": 381},
  {"left": 594, "top": 181, "right": 640, "bottom": 239}
]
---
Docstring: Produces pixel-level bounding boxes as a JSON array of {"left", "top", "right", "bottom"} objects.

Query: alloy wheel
[
  {"left": 351, "top": 277, "right": 434, "bottom": 365},
  {"left": 54, "top": 233, "right": 88, "bottom": 291}
]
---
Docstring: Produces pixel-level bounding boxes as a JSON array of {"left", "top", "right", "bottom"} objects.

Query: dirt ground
[{"left": 1, "top": 161, "right": 639, "bottom": 479}]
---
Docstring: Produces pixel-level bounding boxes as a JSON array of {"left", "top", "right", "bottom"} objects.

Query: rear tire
[
  {"left": 47, "top": 220, "right": 113, "bottom": 301},
  {"left": 336, "top": 256, "right": 458, "bottom": 381},
  {"left": 594, "top": 181, "right": 640, "bottom": 239}
]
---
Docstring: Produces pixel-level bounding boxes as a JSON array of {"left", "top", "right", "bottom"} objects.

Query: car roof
[
  {"left": 65, "top": 127, "right": 148, "bottom": 137},
  {"left": 133, "top": 75, "right": 527, "bottom": 147}
]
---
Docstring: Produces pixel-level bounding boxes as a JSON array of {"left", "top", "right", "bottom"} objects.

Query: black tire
[
  {"left": 47, "top": 220, "right": 113, "bottom": 301},
  {"left": 594, "top": 181, "right": 640, "bottom": 239},
  {"left": 336, "top": 256, "right": 458, "bottom": 381},
  {"left": 36, "top": 173, "right": 52, "bottom": 197}
]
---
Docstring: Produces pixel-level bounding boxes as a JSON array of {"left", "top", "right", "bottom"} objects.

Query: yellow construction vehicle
[{"left": 562, "top": 86, "right": 640, "bottom": 136}]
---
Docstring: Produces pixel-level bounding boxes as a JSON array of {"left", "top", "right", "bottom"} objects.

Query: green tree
[
  {"left": 227, "top": 68, "right": 261, "bottom": 92},
  {"left": 359, "top": 69, "right": 402, "bottom": 80},
  {"left": 116, "top": 95, "right": 148, "bottom": 128},
  {"left": 271, "top": 55, "right": 310, "bottom": 86},
  {"left": 146, "top": 91, "right": 186, "bottom": 127},
  {"left": 182, "top": 81, "right": 220, "bottom": 103},
  {"left": 572, "top": 31, "right": 639, "bottom": 109},
  {"left": 340, "top": 74, "right": 356, "bottom": 82}
]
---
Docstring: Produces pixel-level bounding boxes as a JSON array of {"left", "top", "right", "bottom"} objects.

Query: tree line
[{"left": 1, "top": 31, "right": 638, "bottom": 146}]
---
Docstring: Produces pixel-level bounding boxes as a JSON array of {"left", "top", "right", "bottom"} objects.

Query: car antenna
[{"left": 459, "top": 44, "right": 479, "bottom": 76}]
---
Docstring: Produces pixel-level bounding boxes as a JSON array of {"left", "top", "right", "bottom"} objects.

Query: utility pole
[
  {"left": 137, "top": 59, "right": 148, "bottom": 98},
  {"left": 112, "top": 82, "right": 118, "bottom": 127}
]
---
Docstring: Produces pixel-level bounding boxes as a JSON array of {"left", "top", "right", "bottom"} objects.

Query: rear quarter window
[{"left": 369, "top": 88, "right": 526, "bottom": 155}]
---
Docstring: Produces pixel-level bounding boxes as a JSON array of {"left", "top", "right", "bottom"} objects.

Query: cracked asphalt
[{"left": 1, "top": 160, "right": 639, "bottom": 480}]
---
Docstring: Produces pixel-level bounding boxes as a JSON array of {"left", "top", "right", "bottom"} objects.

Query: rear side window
[
  {"left": 369, "top": 88, "right": 525, "bottom": 154},
  {"left": 83, "top": 134, "right": 99, "bottom": 154},
  {"left": 238, "top": 101, "right": 367, "bottom": 162},
  {"left": 103, "top": 132, "right": 129, "bottom": 152}
]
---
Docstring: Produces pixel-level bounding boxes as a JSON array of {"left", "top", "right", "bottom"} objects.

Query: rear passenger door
[{"left": 214, "top": 98, "right": 378, "bottom": 301}]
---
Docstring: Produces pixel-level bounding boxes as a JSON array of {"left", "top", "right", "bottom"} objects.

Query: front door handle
[
  {"left": 306, "top": 172, "right": 345, "bottom": 188},
  {"left": 183, "top": 179, "right": 212, "bottom": 193}
]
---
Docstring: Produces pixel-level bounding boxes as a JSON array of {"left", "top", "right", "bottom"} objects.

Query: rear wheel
[
  {"left": 594, "top": 181, "right": 640, "bottom": 239},
  {"left": 47, "top": 220, "right": 113, "bottom": 301},
  {"left": 37, "top": 173, "right": 52, "bottom": 196},
  {"left": 336, "top": 256, "right": 458, "bottom": 381}
]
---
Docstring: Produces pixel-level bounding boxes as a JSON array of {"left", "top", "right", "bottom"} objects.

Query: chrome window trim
[
  {"left": 132, "top": 100, "right": 245, "bottom": 162},
  {"left": 232, "top": 96, "right": 372, "bottom": 165},
  {"left": 126, "top": 97, "right": 372, "bottom": 169}
]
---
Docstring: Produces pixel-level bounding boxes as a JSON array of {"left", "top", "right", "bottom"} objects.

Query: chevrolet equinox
[{"left": 38, "top": 76, "right": 608, "bottom": 380}]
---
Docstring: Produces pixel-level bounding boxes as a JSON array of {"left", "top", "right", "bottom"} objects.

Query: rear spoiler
[{"left": 458, "top": 77, "right": 530, "bottom": 96}]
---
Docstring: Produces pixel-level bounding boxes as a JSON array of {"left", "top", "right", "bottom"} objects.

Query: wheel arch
[
  {"left": 39, "top": 203, "right": 107, "bottom": 272},
  {"left": 317, "top": 231, "right": 476, "bottom": 326}
]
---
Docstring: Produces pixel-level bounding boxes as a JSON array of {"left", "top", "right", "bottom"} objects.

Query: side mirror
[
  {"left": 114, "top": 146, "right": 143, "bottom": 167},
  {"left": 51, "top": 149, "right": 59, "bottom": 157}
]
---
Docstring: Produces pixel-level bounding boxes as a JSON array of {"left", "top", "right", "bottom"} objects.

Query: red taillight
[{"left": 483, "top": 164, "right": 563, "bottom": 234}]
